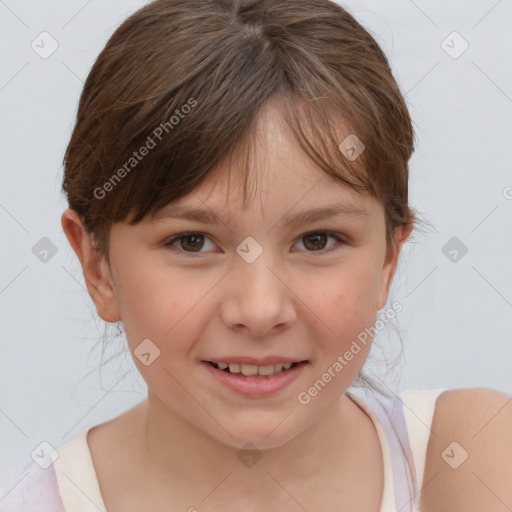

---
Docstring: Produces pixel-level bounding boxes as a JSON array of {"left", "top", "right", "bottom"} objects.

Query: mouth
[
  {"left": 204, "top": 360, "right": 308, "bottom": 378},
  {"left": 202, "top": 359, "right": 309, "bottom": 397}
]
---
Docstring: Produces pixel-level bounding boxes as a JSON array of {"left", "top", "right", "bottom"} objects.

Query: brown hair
[{"left": 63, "top": 0, "right": 421, "bottom": 395}]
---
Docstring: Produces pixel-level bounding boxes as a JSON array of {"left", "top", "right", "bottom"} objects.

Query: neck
[{"left": 133, "top": 390, "right": 365, "bottom": 502}]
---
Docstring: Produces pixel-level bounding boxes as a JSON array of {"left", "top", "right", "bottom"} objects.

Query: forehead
[
  {"left": 151, "top": 165, "right": 382, "bottom": 234},
  {"left": 147, "top": 98, "right": 383, "bottom": 227},
  {"left": 191, "top": 102, "right": 376, "bottom": 210}
]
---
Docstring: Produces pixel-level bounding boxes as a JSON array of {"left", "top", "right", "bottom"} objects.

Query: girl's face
[{"left": 71, "top": 105, "right": 408, "bottom": 450}]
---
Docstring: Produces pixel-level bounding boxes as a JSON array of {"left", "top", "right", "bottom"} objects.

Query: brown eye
[
  {"left": 303, "top": 233, "right": 328, "bottom": 251},
  {"left": 164, "top": 232, "right": 215, "bottom": 253},
  {"left": 164, "top": 231, "right": 345, "bottom": 256},
  {"left": 179, "top": 234, "right": 204, "bottom": 252},
  {"left": 296, "top": 231, "right": 345, "bottom": 254}
]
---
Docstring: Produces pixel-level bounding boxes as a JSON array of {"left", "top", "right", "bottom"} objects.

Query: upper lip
[{"left": 205, "top": 356, "right": 308, "bottom": 366}]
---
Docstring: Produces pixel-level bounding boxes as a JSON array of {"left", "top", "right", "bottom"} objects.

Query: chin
[{"left": 213, "top": 420, "right": 300, "bottom": 451}]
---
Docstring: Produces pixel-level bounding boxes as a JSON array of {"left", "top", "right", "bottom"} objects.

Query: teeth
[
  {"left": 258, "top": 364, "right": 277, "bottom": 375},
  {"left": 214, "top": 361, "right": 297, "bottom": 376},
  {"left": 241, "top": 364, "right": 259, "bottom": 376}
]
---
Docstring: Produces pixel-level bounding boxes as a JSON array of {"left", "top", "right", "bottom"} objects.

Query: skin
[
  {"left": 62, "top": 102, "right": 412, "bottom": 510},
  {"left": 421, "top": 388, "right": 512, "bottom": 511}
]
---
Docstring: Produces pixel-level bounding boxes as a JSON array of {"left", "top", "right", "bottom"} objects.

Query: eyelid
[{"left": 163, "top": 230, "right": 347, "bottom": 255}]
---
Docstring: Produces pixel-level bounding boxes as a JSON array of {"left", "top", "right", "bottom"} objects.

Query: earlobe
[
  {"left": 375, "top": 224, "right": 413, "bottom": 310},
  {"left": 61, "top": 208, "right": 121, "bottom": 323}
]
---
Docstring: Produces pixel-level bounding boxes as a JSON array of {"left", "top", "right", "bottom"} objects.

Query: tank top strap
[
  {"left": 1, "top": 459, "right": 66, "bottom": 512},
  {"left": 354, "top": 387, "right": 446, "bottom": 512},
  {"left": 362, "top": 391, "right": 417, "bottom": 512},
  {"left": 399, "top": 388, "right": 446, "bottom": 508}
]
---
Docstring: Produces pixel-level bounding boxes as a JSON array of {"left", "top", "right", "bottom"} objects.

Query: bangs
[
  {"left": 63, "top": 0, "right": 414, "bottom": 261},
  {"left": 124, "top": 92, "right": 376, "bottom": 222}
]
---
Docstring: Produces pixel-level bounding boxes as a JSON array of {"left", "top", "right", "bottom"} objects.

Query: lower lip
[{"left": 202, "top": 361, "right": 308, "bottom": 397}]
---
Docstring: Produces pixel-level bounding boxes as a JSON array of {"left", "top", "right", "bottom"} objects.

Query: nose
[{"left": 219, "top": 257, "right": 297, "bottom": 337}]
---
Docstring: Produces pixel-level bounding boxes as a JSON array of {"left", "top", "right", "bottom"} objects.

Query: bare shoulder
[{"left": 420, "top": 387, "right": 512, "bottom": 512}]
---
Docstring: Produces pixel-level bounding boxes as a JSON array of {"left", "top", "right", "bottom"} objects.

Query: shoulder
[{"left": 420, "top": 387, "right": 512, "bottom": 512}]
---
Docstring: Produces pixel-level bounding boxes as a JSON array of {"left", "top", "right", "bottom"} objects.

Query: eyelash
[{"left": 163, "top": 231, "right": 346, "bottom": 256}]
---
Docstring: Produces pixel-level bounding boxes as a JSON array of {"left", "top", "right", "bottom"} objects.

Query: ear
[
  {"left": 61, "top": 208, "right": 121, "bottom": 323},
  {"left": 375, "top": 223, "right": 413, "bottom": 310}
]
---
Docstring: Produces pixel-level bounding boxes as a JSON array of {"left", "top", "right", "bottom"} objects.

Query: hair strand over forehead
[{"left": 62, "top": 0, "right": 418, "bottom": 265}]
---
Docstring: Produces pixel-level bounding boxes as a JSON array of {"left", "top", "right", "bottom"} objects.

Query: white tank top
[{"left": 2, "top": 388, "right": 445, "bottom": 512}]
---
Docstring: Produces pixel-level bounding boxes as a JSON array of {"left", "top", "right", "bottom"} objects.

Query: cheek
[
  {"left": 302, "top": 264, "right": 378, "bottom": 323},
  {"left": 112, "top": 261, "right": 203, "bottom": 354},
  {"left": 297, "top": 265, "right": 380, "bottom": 363}
]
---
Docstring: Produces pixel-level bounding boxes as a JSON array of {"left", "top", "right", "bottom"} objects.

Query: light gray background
[{"left": 1, "top": 0, "right": 511, "bottom": 489}]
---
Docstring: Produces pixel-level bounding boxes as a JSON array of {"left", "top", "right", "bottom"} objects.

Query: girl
[{"left": 3, "top": 0, "right": 511, "bottom": 510}]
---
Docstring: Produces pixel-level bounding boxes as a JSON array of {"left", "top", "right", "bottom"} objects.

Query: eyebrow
[{"left": 153, "top": 202, "right": 368, "bottom": 229}]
